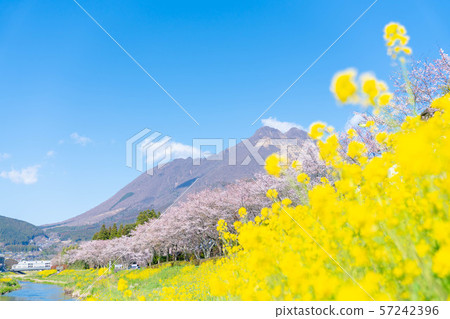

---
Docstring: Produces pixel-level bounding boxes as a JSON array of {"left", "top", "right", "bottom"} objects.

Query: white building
[{"left": 12, "top": 260, "right": 51, "bottom": 271}]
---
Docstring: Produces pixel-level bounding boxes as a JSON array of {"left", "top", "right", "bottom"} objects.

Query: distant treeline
[
  {"left": 92, "top": 209, "right": 161, "bottom": 240},
  {"left": 0, "top": 244, "right": 40, "bottom": 253}
]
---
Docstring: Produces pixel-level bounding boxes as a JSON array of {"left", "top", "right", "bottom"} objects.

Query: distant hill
[
  {"left": 0, "top": 215, "right": 45, "bottom": 251},
  {"left": 42, "top": 126, "right": 314, "bottom": 241}
]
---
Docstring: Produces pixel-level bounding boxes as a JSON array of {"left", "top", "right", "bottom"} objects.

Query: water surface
[{"left": 0, "top": 281, "right": 74, "bottom": 301}]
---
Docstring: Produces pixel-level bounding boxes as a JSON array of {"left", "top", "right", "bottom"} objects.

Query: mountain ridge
[
  {"left": 0, "top": 215, "right": 45, "bottom": 250},
  {"left": 42, "top": 126, "right": 312, "bottom": 239}
]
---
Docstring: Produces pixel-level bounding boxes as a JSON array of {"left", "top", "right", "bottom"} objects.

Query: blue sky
[{"left": 0, "top": 0, "right": 449, "bottom": 225}]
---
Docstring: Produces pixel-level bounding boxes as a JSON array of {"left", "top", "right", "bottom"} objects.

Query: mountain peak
[
  {"left": 250, "top": 126, "right": 284, "bottom": 141},
  {"left": 44, "top": 124, "right": 314, "bottom": 239},
  {"left": 285, "top": 127, "right": 309, "bottom": 140}
]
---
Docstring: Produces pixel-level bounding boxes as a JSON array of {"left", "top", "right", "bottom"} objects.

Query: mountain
[
  {"left": 42, "top": 126, "right": 312, "bottom": 240},
  {"left": 0, "top": 215, "right": 45, "bottom": 251}
]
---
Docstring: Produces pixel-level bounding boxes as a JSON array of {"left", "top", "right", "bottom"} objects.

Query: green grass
[
  {"left": 89, "top": 266, "right": 185, "bottom": 300},
  {"left": 0, "top": 273, "right": 20, "bottom": 295},
  {"left": 23, "top": 262, "right": 191, "bottom": 301}
]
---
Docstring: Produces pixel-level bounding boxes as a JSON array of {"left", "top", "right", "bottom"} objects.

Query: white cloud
[
  {"left": 46, "top": 150, "right": 56, "bottom": 158},
  {"left": 139, "top": 138, "right": 211, "bottom": 168},
  {"left": 70, "top": 133, "right": 92, "bottom": 146},
  {"left": 261, "top": 117, "right": 304, "bottom": 133},
  {"left": 0, "top": 153, "right": 11, "bottom": 161},
  {"left": 0, "top": 165, "right": 40, "bottom": 185},
  {"left": 141, "top": 139, "right": 196, "bottom": 163},
  {"left": 167, "top": 141, "right": 198, "bottom": 160}
]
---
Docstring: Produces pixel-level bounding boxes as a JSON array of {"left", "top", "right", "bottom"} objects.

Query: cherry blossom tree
[
  {"left": 392, "top": 49, "right": 450, "bottom": 117},
  {"left": 65, "top": 174, "right": 304, "bottom": 267}
]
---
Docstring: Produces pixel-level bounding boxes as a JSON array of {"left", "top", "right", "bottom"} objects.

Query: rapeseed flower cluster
[
  {"left": 126, "top": 267, "right": 161, "bottom": 280},
  {"left": 37, "top": 269, "right": 57, "bottom": 278},
  {"left": 308, "top": 122, "right": 332, "bottom": 139},
  {"left": 151, "top": 22, "right": 449, "bottom": 301},
  {"left": 331, "top": 69, "right": 392, "bottom": 114},
  {"left": 199, "top": 91, "right": 450, "bottom": 300},
  {"left": 0, "top": 277, "right": 13, "bottom": 283},
  {"left": 117, "top": 278, "right": 128, "bottom": 292},
  {"left": 384, "top": 22, "right": 412, "bottom": 58},
  {"left": 264, "top": 154, "right": 288, "bottom": 177},
  {"left": 330, "top": 69, "right": 358, "bottom": 104}
]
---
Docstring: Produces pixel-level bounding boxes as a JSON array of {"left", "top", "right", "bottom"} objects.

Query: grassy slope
[
  {"left": 24, "top": 263, "right": 200, "bottom": 301},
  {"left": 0, "top": 273, "right": 20, "bottom": 295}
]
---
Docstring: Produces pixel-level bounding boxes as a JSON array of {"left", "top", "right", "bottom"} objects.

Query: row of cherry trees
[{"left": 63, "top": 174, "right": 307, "bottom": 268}]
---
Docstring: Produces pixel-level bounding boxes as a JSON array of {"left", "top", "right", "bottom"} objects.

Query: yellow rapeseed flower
[
  {"left": 415, "top": 240, "right": 430, "bottom": 258},
  {"left": 361, "top": 73, "right": 379, "bottom": 104},
  {"left": 330, "top": 69, "right": 358, "bottom": 103},
  {"left": 347, "top": 141, "right": 366, "bottom": 158},
  {"left": 384, "top": 22, "right": 412, "bottom": 58},
  {"left": 347, "top": 128, "right": 357, "bottom": 139},
  {"left": 291, "top": 160, "right": 301, "bottom": 170},
  {"left": 117, "top": 278, "right": 128, "bottom": 292},
  {"left": 238, "top": 207, "right": 247, "bottom": 218},
  {"left": 432, "top": 245, "right": 450, "bottom": 278},
  {"left": 266, "top": 188, "right": 278, "bottom": 199},
  {"left": 264, "top": 153, "right": 286, "bottom": 177},
  {"left": 376, "top": 132, "right": 388, "bottom": 144},
  {"left": 431, "top": 93, "right": 450, "bottom": 111},
  {"left": 296, "top": 173, "right": 310, "bottom": 184},
  {"left": 378, "top": 92, "right": 392, "bottom": 106},
  {"left": 309, "top": 122, "right": 327, "bottom": 140},
  {"left": 359, "top": 120, "right": 375, "bottom": 128}
]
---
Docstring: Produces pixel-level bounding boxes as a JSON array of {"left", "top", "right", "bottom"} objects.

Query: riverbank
[
  {"left": 0, "top": 273, "right": 21, "bottom": 295},
  {"left": 22, "top": 260, "right": 217, "bottom": 301}
]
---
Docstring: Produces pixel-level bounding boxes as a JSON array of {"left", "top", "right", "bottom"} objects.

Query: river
[{"left": 0, "top": 281, "right": 75, "bottom": 301}]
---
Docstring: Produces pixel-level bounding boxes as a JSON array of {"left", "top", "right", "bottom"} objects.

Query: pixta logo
[
  {"left": 126, "top": 129, "right": 172, "bottom": 175},
  {"left": 127, "top": 129, "right": 299, "bottom": 175}
]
